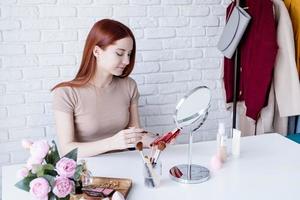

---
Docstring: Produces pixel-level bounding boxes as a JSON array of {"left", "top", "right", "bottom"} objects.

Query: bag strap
[{"left": 226, "top": 1, "right": 236, "bottom": 21}]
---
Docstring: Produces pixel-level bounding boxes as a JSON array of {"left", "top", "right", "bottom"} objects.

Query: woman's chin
[{"left": 112, "top": 69, "right": 124, "bottom": 76}]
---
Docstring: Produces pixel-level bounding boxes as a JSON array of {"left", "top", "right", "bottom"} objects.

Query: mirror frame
[{"left": 174, "top": 86, "right": 211, "bottom": 127}]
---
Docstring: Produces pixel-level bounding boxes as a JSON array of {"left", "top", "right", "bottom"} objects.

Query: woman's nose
[{"left": 122, "top": 55, "right": 130, "bottom": 65}]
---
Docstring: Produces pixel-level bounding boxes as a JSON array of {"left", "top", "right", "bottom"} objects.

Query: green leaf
[
  {"left": 74, "top": 164, "right": 83, "bottom": 181},
  {"left": 43, "top": 174, "right": 56, "bottom": 188},
  {"left": 35, "top": 164, "right": 45, "bottom": 177},
  {"left": 48, "top": 192, "right": 57, "bottom": 200},
  {"left": 35, "top": 166, "right": 43, "bottom": 177},
  {"left": 43, "top": 164, "right": 55, "bottom": 171},
  {"left": 15, "top": 175, "right": 37, "bottom": 192},
  {"left": 36, "top": 167, "right": 44, "bottom": 177},
  {"left": 49, "top": 193, "right": 70, "bottom": 200},
  {"left": 45, "top": 141, "right": 60, "bottom": 165},
  {"left": 58, "top": 195, "right": 70, "bottom": 200},
  {"left": 36, "top": 164, "right": 55, "bottom": 177},
  {"left": 63, "top": 148, "right": 78, "bottom": 161},
  {"left": 44, "top": 168, "right": 58, "bottom": 177}
]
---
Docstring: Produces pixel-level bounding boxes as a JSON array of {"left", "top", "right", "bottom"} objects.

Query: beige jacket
[{"left": 226, "top": 0, "right": 300, "bottom": 136}]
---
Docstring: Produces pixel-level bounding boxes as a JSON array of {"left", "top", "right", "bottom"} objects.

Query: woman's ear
[{"left": 93, "top": 46, "right": 102, "bottom": 58}]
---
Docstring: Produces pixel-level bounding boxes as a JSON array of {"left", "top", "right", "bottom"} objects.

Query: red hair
[{"left": 51, "top": 19, "right": 136, "bottom": 91}]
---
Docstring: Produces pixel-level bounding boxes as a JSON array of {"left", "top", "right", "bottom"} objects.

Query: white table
[{"left": 2, "top": 133, "right": 300, "bottom": 200}]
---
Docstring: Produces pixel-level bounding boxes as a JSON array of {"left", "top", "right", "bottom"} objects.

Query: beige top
[{"left": 52, "top": 77, "right": 140, "bottom": 142}]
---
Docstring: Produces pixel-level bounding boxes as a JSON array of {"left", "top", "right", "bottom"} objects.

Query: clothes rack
[{"left": 232, "top": 0, "right": 240, "bottom": 130}]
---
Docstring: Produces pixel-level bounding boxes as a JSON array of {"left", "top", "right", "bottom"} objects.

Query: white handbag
[{"left": 217, "top": 5, "right": 251, "bottom": 59}]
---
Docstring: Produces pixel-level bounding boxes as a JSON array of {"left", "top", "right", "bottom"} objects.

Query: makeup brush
[
  {"left": 129, "top": 127, "right": 159, "bottom": 137},
  {"left": 152, "top": 141, "right": 166, "bottom": 164},
  {"left": 144, "top": 157, "right": 160, "bottom": 187},
  {"left": 136, "top": 143, "right": 156, "bottom": 187},
  {"left": 150, "top": 144, "right": 155, "bottom": 162},
  {"left": 135, "top": 142, "right": 146, "bottom": 163},
  {"left": 141, "top": 130, "right": 160, "bottom": 137}
]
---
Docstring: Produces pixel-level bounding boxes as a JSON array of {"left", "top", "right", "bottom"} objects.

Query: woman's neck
[{"left": 90, "top": 72, "right": 113, "bottom": 88}]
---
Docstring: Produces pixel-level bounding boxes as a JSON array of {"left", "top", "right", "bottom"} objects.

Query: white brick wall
[{"left": 0, "top": 0, "right": 233, "bottom": 196}]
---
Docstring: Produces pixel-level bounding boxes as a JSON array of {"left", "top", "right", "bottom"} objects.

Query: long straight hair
[{"left": 51, "top": 19, "right": 136, "bottom": 91}]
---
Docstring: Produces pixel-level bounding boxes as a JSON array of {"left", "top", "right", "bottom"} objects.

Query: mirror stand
[
  {"left": 169, "top": 121, "right": 210, "bottom": 184},
  {"left": 169, "top": 86, "right": 211, "bottom": 184}
]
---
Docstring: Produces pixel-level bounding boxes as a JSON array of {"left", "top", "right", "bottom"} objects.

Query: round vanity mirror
[
  {"left": 170, "top": 86, "right": 211, "bottom": 184},
  {"left": 175, "top": 86, "right": 211, "bottom": 128}
]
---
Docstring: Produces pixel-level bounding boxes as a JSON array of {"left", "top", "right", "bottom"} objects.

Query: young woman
[{"left": 52, "top": 19, "right": 153, "bottom": 157}]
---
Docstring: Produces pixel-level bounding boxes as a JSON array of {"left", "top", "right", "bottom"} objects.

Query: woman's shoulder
[
  {"left": 116, "top": 76, "right": 137, "bottom": 87},
  {"left": 52, "top": 86, "right": 79, "bottom": 112},
  {"left": 51, "top": 85, "right": 83, "bottom": 103},
  {"left": 52, "top": 85, "right": 75, "bottom": 95},
  {"left": 114, "top": 77, "right": 139, "bottom": 98}
]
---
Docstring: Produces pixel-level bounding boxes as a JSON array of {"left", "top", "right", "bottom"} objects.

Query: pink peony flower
[
  {"left": 17, "top": 167, "right": 29, "bottom": 179},
  {"left": 30, "top": 140, "right": 50, "bottom": 160},
  {"left": 27, "top": 156, "right": 43, "bottom": 170},
  {"left": 55, "top": 157, "right": 77, "bottom": 178},
  {"left": 29, "top": 177, "right": 51, "bottom": 200},
  {"left": 52, "top": 176, "right": 73, "bottom": 198},
  {"left": 22, "top": 139, "right": 33, "bottom": 149}
]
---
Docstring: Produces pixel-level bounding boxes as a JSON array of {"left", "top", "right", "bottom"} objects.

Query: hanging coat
[
  {"left": 284, "top": 0, "right": 300, "bottom": 77},
  {"left": 284, "top": 0, "right": 300, "bottom": 134},
  {"left": 223, "top": 0, "right": 278, "bottom": 121},
  {"left": 231, "top": 0, "right": 300, "bottom": 136}
]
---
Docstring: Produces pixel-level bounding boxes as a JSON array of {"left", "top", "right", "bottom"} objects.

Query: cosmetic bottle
[
  {"left": 232, "top": 128, "right": 241, "bottom": 157},
  {"left": 217, "top": 122, "right": 227, "bottom": 162},
  {"left": 80, "top": 160, "right": 93, "bottom": 188}
]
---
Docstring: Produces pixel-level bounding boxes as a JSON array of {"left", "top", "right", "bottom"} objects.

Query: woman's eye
[{"left": 116, "top": 52, "right": 123, "bottom": 56}]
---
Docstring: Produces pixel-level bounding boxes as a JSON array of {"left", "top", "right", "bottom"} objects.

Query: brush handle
[
  {"left": 145, "top": 158, "right": 160, "bottom": 187},
  {"left": 153, "top": 152, "right": 161, "bottom": 165},
  {"left": 144, "top": 163, "right": 155, "bottom": 187},
  {"left": 142, "top": 131, "right": 159, "bottom": 137},
  {"left": 152, "top": 150, "right": 161, "bottom": 164},
  {"left": 139, "top": 152, "right": 146, "bottom": 163}
]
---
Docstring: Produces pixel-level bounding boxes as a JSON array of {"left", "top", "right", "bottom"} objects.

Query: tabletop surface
[{"left": 2, "top": 133, "right": 300, "bottom": 200}]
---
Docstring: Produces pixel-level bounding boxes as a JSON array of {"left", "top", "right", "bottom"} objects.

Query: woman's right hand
[{"left": 111, "top": 127, "right": 145, "bottom": 150}]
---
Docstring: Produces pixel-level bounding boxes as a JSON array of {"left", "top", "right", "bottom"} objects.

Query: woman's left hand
[{"left": 142, "top": 132, "right": 159, "bottom": 148}]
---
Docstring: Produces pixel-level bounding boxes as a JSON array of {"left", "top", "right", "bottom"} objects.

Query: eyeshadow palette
[
  {"left": 71, "top": 176, "right": 132, "bottom": 200},
  {"left": 82, "top": 187, "right": 115, "bottom": 198}
]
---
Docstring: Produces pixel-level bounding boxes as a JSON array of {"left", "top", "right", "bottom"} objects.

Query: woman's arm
[
  {"left": 54, "top": 110, "right": 116, "bottom": 157},
  {"left": 127, "top": 103, "right": 141, "bottom": 128},
  {"left": 54, "top": 109, "right": 145, "bottom": 157},
  {"left": 128, "top": 104, "right": 160, "bottom": 147}
]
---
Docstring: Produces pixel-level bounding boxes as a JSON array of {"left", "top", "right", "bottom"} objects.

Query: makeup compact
[
  {"left": 71, "top": 177, "right": 132, "bottom": 200},
  {"left": 82, "top": 187, "right": 115, "bottom": 198}
]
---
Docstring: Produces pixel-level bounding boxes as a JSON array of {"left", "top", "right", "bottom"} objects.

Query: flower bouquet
[{"left": 15, "top": 139, "right": 83, "bottom": 200}]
